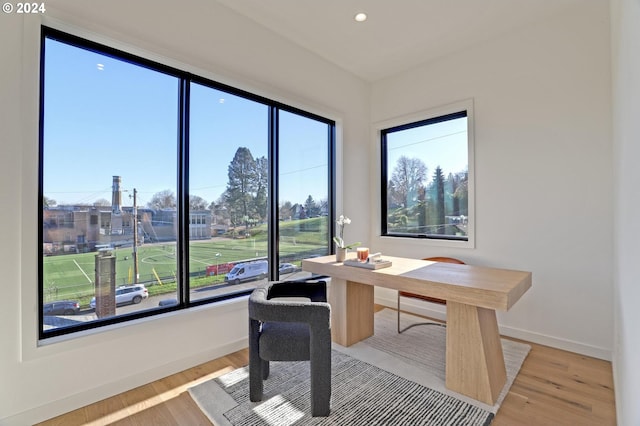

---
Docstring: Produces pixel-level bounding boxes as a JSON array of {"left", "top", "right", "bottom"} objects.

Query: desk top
[{"left": 302, "top": 254, "right": 531, "bottom": 311}]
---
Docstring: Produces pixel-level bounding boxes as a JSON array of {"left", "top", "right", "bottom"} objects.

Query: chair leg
[
  {"left": 249, "top": 319, "right": 264, "bottom": 402},
  {"left": 397, "top": 292, "right": 402, "bottom": 333},
  {"left": 310, "top": 354, "right": 331, "bottom": 416},
  {"left": 249, "top": 357, "right": 263, "bottom": 401},
  {"left": 397, "top": 293, "right": 446, "bottom": 334}
]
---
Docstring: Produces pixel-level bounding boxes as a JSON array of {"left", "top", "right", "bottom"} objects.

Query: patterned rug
[
  {"left": 341, "top": 308, "right": 531, "bottom": 413},
  {"left": 189, "top": 309, "right": 530, "bottom": 425}
]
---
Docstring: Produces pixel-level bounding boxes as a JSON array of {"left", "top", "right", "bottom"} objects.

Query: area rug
[
  {"left": 189, "top": 309, "right": 530, "bottom": 425},
  {"left": 339, "top": 308, "right": 531, "bottom": 414}
]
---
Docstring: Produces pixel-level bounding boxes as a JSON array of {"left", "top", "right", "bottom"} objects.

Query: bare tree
[
  {"left": 389, "top": 156, "right": 427, "bottom": 208},
  {"left": 189, "top": 195, "right": 208, "bottom": 210},
  {"left": 147, "top": 190, "right": 176, "bottom": 209},
  {"left": 43, "top": 196, "right": 57, "bottom": 208}
]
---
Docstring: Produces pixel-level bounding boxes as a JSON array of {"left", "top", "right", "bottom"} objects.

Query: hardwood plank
[
  {"left": 152, "top": 392, "right": 210, "bottom": 425},
  {"left": 118, "top": 383, "right": 174, "bottom": 425},
  {"left": 85, "top": 394, "right": 132, "bottom": 426}
]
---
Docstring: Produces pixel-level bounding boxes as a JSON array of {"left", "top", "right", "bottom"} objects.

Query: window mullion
[
  {"left": 268, "top": 107, "right": 279, "bottom": 281},
  {"left": 179, "top": 78, "right": 190, "bottom": 304}
]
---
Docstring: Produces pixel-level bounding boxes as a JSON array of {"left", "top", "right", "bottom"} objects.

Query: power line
[{"left": 387, "top": 130, "right": 466, "bottom": 151}]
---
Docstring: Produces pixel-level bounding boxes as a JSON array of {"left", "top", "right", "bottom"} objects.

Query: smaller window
[{"left": 380, "top": 103, "right": 473, "bottom": 242}]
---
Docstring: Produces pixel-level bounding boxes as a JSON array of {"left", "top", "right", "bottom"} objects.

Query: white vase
[{"left": 336, "top": 247, "right": 347, "bottom": 262}]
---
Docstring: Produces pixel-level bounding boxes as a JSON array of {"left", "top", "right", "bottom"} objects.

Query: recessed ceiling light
[
  {"left": 354, "top": 12, "right": 367, "bottom": 22},
  {"left": 96, "top": 63, "right": 104, "bottom": 71}
]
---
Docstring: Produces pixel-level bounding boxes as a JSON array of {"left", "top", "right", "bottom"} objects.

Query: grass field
[{"left": 43, "top": 217, "right": 330, "bottom": 305}]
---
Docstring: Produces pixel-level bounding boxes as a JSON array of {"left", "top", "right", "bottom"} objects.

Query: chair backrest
[
  {"left": 248, "top": 280, "right": 330, "bottom": 324},
  {"left": 423, "top": 256, "right": 465, "bottom": 264}
]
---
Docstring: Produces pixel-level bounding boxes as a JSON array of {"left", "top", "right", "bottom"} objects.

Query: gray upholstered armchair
[{"left": 248, "top": 280, "right": 332, "bottom": 417}]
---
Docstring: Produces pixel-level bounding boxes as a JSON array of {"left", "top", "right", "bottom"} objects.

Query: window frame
[
  {"left": 38, "top": 26, "right": 336, "bottom": 340},
  {"left": 376, "top": 99, "right": 475, "bottom": 248}
]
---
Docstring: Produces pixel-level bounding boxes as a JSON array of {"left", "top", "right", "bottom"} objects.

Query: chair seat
[
  {"left": 398, "top": 291, "right": 446, "bottom": 305},
  {"left": 259, "top": 321, "right": 310, "bottom": 361}
]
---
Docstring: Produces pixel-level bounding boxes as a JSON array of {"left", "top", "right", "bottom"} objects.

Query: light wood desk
[{"left": 302, "top": 254, "right": 532, "bottom": 405}]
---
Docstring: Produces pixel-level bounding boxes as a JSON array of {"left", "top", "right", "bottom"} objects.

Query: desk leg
[
  {"left": 328, "top": 278, "right": 374, "bottom": 346},
  {"left": 445, "top": 301, "right": 506, "bottom": 405}
]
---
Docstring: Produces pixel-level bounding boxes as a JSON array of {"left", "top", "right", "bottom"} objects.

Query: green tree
[
  {"left": 304, "top": 195, "right": 319, "bottom": 217},
  {"left": 225, "top": 147, "right": 257, "bottom": 230},
  {"left": 433, "top": 166, "right": 446, "bottom": 234},
  {"left": 210, "top": 198, "right": 230, "bottom": 226},
  {"left": 252, "top": 156, "right": 268, "bottom": 222},
  {"left": 417, "top": 186, "right": 427, "bottom": 230}
]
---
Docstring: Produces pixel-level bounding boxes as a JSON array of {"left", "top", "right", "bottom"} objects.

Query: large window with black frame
[
  {"left": 381, "top": 107, "right": 472, "bottom": 241},
  {"left": 39, "top": 27, "right": 335, "bottom": 338}
]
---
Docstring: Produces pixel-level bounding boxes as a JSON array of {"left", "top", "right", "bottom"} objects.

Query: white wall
[
  {"left": 611, "top": 0, "right": 640, "bottom": 424},
  {"left": 368, "top": 2, "right": 613, "bottom": 359},
  {"left": 0, "top": 2, "right": 370, "bottom": 424}
]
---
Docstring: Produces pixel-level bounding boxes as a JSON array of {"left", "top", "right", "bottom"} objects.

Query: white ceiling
[{"left": 214, "top": 0, "right": 585, "bottom": 82}]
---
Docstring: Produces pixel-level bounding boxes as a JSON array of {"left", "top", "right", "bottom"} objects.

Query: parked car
[
  {"left": 43, "top": 300, "right": 80, "bottom": 316},
  {"left": 90, "top": 284, "right": 149, "bottom": 309},
  {"left": 206, "top": 262, "right": 235, "bottom": 276},
  {"left": 278, "top": 263, "right": 300, "bottom": 275},
  {"left": 225, "top": 260, "right": 268, "bottom": 285}
]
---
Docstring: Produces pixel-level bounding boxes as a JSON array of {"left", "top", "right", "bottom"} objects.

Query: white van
[{"left": 225, "top": 260, "right": 268, "bottom": 284}]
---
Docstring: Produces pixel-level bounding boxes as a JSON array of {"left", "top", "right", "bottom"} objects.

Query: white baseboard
[
  {"left": 376, "top": 295, "right": 612, "bottom": 361},
  {"left": 1, "top": 337, "right": 248, "bottom": 426}
]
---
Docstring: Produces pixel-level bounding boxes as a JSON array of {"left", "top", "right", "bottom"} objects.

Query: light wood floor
[{"left": 37, "top": 307, "right": 616, "bottom": 426}]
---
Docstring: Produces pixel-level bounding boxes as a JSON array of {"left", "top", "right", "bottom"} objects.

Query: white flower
[{"left": 333, "top": 214, "right": 359, "bottom": 249}]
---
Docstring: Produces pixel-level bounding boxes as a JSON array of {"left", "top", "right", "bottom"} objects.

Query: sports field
[{"left": 43, "top": 217, "right": 329, "bottom": 304}]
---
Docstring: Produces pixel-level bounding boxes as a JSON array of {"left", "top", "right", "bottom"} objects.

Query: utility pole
[{"left": 132, "top": 188, "right": 139, "bottom": 284}]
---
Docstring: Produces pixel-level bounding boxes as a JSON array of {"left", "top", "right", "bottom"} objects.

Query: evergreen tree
[
  {"left": 304, "top": 195, "right": 318, "bottom": 217},
  {"left": 225, "top": 147, "right": 257, "bottom": 230},
  {"left": 433, "top": 166, "right": 445, "bottom": 233},
  {"left": 253, "top": 156, "right": 268, "bottom": 222}
]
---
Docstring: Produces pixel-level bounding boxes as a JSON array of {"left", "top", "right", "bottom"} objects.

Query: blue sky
[
  {"left": 386, "top": 117, "right": 468, "bottom": 183},
  {"left": 43, "top": 36, "right": 464, "bottom": 210},
  {"left": 43, "top": 38, "right": 329, "bottom": 208},
  {"left": 43, "top": 39, "right": 179, "bottom": 207}
]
